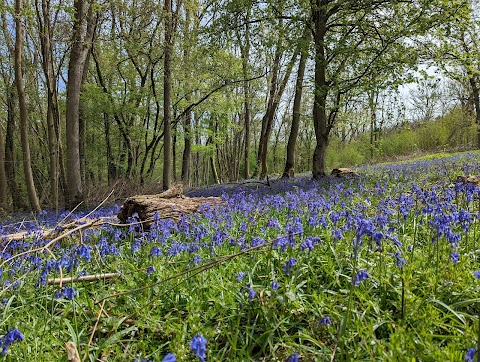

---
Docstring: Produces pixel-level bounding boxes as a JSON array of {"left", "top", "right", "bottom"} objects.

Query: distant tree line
[{"left": 0, "top": 0, "right": 477, "bottom": 211}]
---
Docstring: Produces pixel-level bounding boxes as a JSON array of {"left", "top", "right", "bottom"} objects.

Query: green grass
[{"left": 1, "top": 152, "right": 480, "bottom": 361}]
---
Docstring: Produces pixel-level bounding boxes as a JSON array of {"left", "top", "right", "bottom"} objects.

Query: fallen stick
[
  {"left": 66, "top": 341, "right": 81, "bottom": 362},
  {"left": 47, "top": 272, "right": 121, "bottom": 285}
]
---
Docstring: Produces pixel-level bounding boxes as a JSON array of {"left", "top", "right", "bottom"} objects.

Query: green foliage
[
  {"left": 325, "top": 107, "right": 477, "bottom": 167},
  {"left": 4, "top": 152, "right": 480, "bottom": 360}
]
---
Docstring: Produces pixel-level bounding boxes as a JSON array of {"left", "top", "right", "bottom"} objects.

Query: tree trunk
[
  {"left": 468, "top": 75, "right": 480, "bottom": 148},
  {"left": 163, "top": 0, "right": 173, "bottom": 190},
  {"left": 182, "top": 111, "right": 192, "bottom": 185},
  {"left": 0, "top": 123, "right": 8, "bottom": 209},
  {"left": 65, "top": 0, "right": 95, "bottom": 208},
  {"left": 172, "top": 131, "right": 177, "bottom": 182},
  {"left": 103, "top": 113, "right": 117, "bottom": 184},
  {"left": 312, "top": 0, "right": 329, "bottom": 179},
  {"left": 237, "top": 20, "right": 251, "bottom": 180},
  {"left": 35, "top": 0, "right": 59, "bottom": 210},
  {"left": 14, "top": 0, "right": 41, "bottom": 212},
  {"left": 4, "top": 84, "right": 25, "bottom": 210},
  {"left": 369, "top": 89, "right": 378, "bottom": 159},
  {"left": 255, "top": 48, "right": 281, "bottom": 178},
  {"left": 283, "top": 34, "right": 308, "bottom": 178},
  {"left": 181, "top": 6, "right": 192, "bottom": 185},
  {"left": 256, "top": 37, "right": 300, "bottom": 179}
]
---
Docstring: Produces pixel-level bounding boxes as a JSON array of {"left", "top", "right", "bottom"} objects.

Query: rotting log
[
  {"left": 457, "top": 175, "right": 480, "bottom": 185},
  {"left": 331, "top": 168, "right": 359, "bottom": 177},
  {"left": 117, "top": 194, "right": 225, "bottom": 228}
]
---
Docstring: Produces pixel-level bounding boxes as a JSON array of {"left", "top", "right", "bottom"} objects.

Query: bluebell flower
[
  {"left": 248, "top": 287, "right": 256, "bottom": 301},
  {"left": 332, "top": 229, "right": 343, "bottom": 241},
  {"left": 192, "top": 255, "right": 202, "bottom": 265},
  {"left": 465, "top": 347, "right": 476, "bottom": 362},
  {"left": 474, "top": 271, "right": 480, "bottom": 279},
  {"left": 271, "top": 281, "right": 280, "bottom": 290},
  {"left": 190, "top": 334, "right": 207, "bottom": 362},
  {"left": 300, "top": 236, "right": 320, "bottom": 253},
  {"left": 353, "top": 269, "right": 369, "bottom": 286},
  {"left": 149, "top": 246, "right": 162, "bottom": 258},
  {"left": 162, "top": 353, "right": 176, "bottom": 362},
  {"left": 450, "top": 252, "right": 460, "bottom": 264},
  {"left": 0, "top": 328, "right": 24, "bottom": 355},
  {"left": 287, "top": 352, "right": 299, "bottom": 362},
  {"left": 318, "top": 316, "right": 332, "bottom": 326},
  {"left": 56, "top": 286, "right": 76, "bottom": 300},
  {"left": 236, "top": 272, "right": 247, "bottom": 282},
  {"left": 282, "top": 258, "right": 297, "bottom": 275},
  {"left": 146, "top": 266, "right": 156, "bottom": 276},
  {"left": 394, "top": 252, "right": 406, "bottom": 268}
]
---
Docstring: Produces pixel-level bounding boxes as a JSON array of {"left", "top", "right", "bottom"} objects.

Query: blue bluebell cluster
[
  {"left": 0, "top": 329, "right": 24, "bottom": 355},
  {"left": 190, "top": 334, "right": 207, "bottom": 362},
  {"left": 465, "top": 347, "right": 476, "bottom": 362},
  {"left": 0, "top": 153, "right": 480, "bottom": 358},
  {"left": 55, "top": 286, "right": 77, "bottom": 300}
]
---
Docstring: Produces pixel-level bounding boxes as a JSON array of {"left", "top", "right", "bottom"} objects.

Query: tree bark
[
  {"left": 256, "top": 37, "right": 299, "bottom": 179},
  {"left": 65, "top": 0, "right": 95, "bottom": 208},
  {"left": 312, "top": 0, "right": 330, "bottom": 179},
  {"left": 4, "top": 83, "right": 25, "bottom": 210},
  {"left": 237, "top": 18, "right": 252, "bottom": 180},
  {"left": 35, "top": 0, "right": 59, "bottom": 210},
  {"left": 467, "top": 75, "right": 480, "bottom": 148},
  {"left": 181, "top": 111, "right": 192, "bottom": 184},
  {"left": 283, "top": 32, "right": 308, "bottom": 178},
  {"left": 0, "top": 123, "right": 8, "bottom": 209},
  {"left": 14, "top": 0, "right": 41, "bottom": 212},
  {"left": 163, "top": 0, "right": 173, "bottom": 190},
  {"left": 181, "top": 6, "right": 192, "bottom": 185}
]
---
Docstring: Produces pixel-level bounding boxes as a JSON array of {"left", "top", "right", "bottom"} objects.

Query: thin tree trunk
[
  {"left": 14, "top": 0, "right": 41, "bottom": 212},
  {"left": 163, "top": 0, "right": 173, "bottom": 190},
  {"left": 0, "top": 124, "right": 8, "bottom": 209},
  {"left": 256, "top": 37, "right": 300, "bottom": 179},
  {"left": 255, "top": 47, "right": 281, "bottom": 178},
  {"left": 237, "top": 19, "right": 251, "bottom": 180},
  {"left": 181, "top": 6, "right": 192, "bottom": 185},
  {"left": 182, "top": 111, "right": 192, "bottom": 185},
  {"left": 65, "top": 0, "right": 95, "bottom": 208},
  {"left": 5, "top": 83, "right": 25, "bottom": 210},
  {"left": 103, "top": 113, "right": 116, "bottom": 184},
  {"left": 172, "top": 131, "right": 177, "bottom": 182},
  {"left": 35, "top": 0, "right": 59, "bottom": 210},
  {"left": 283, "top": 34, "right": 308, "bottom": 178},
  {"left": 468, "top": 76, "right": 480, "bottom": 148},
  {"left": 369, "top": 91, "right": 378, "bottom": 158},
  {"left": 194, "top": 112, "right": 200, "bottom": 186}
]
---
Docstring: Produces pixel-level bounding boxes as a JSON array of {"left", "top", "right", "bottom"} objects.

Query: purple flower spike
[
  {"left": 318, "top": 316, "right": 332, "bottom": 326},
  {"left": 287, "top": 352, "right": 299, "bottom": 362},
  {"left": 353, "top": 269, "right": 369, "bottom": 286},
  {"left": 465, "top": 347, "right": 476, "bottom": 362},
  {"left": 162, "top": 353, "right": 176, "bottom": 362},
  {"left": 190, "top": 334, "right": 207, "bottom": 362},
  {"left": 0, "top": 328, "right": 24, "bottom": 355},
  {"left": 271, "top": 281, "right": 280, "bottom": 290}
]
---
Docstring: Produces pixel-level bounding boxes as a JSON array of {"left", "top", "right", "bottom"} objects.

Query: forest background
[{"left": 0, "top": 0, "right": 479, "bottom": 212}]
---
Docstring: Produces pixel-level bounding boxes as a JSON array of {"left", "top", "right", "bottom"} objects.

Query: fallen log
[
  {"left": 117, "top": 194, "right": 225, "bottom": 227},
  {"left": 457, "top": 175, "right": 480, "bottom": 185},
  {"left": 47, "top": 272, "right": 122, "bottom": 285},
  {"left": 331, "top": 168, "right": 359, "bottom": 177}
]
